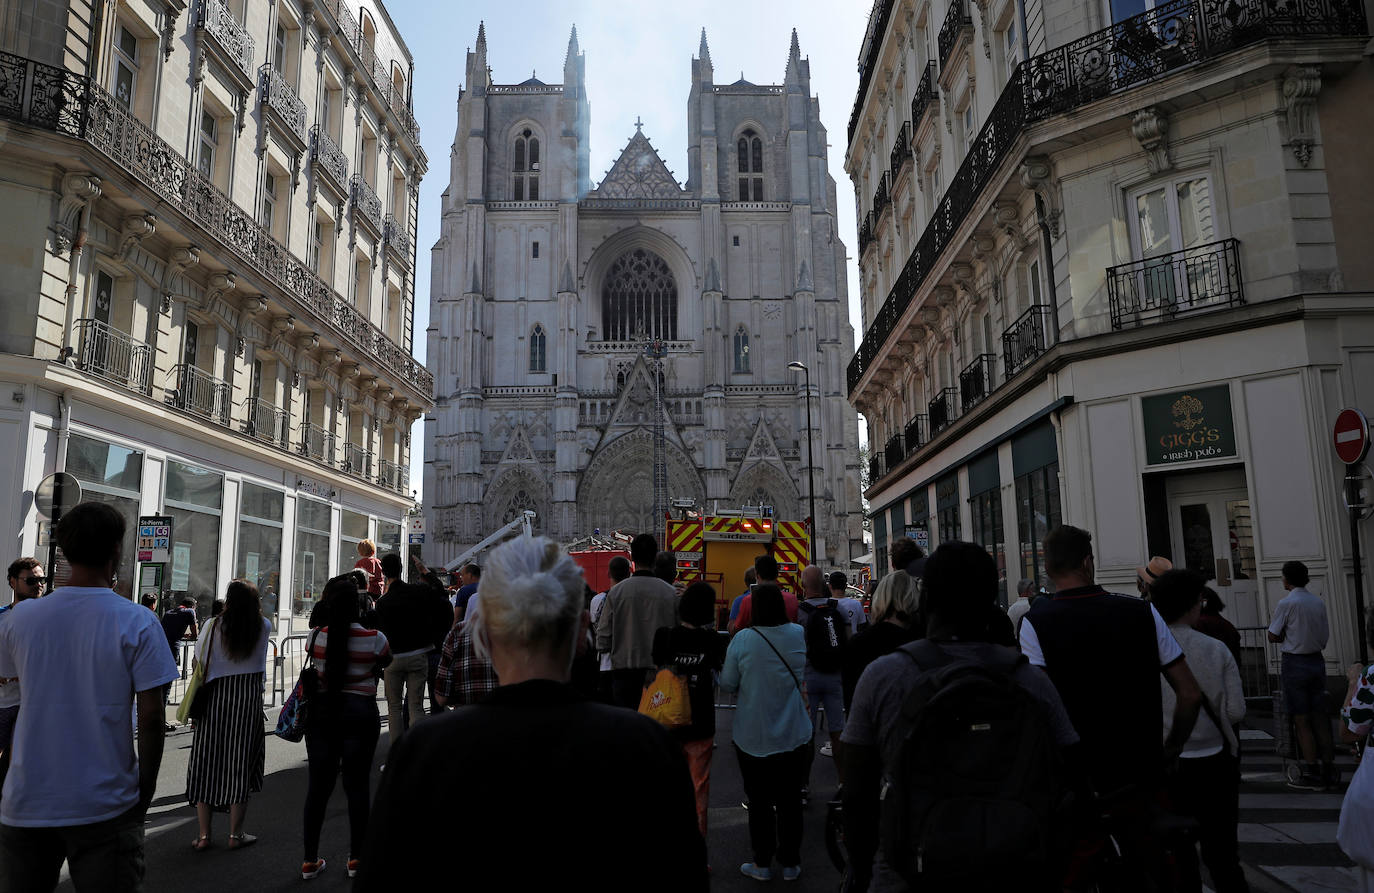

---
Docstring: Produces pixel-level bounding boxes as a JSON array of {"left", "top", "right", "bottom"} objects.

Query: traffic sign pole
[{"left": 1334, "top": 408, "right": 1372, "bottom": 661}]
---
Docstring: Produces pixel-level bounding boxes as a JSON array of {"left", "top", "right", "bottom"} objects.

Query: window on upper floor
[
  {"left": 274, "top": 23, "right": 287, "bottom": 72},
  {"left": 113, "top": 24, "right": 139, "bottom": 111},
  {"left": 602, "top": 248, "right": 677, "bottom": 341},
  {"left": 513, "top": 129, "right": 541, "bottom": 201},
  {"left": 1129, "top": 173, "right": 1215, "bottom": 260},
  {"left": 960, "top": 102, "right": 976, "bottom": 154},
  {"left": 354, "top": 256, "right": 371, "bottom": 316},
  {"left": 197, "top": 107, "right": 229, "bottom": 188},
  {"left": 262, "top": 169, "right": 282, "bottom": 239},
  {"left": 737, "top": 129, "right": 764, "bottom": 201},
  {"left": 529, "top": 324, "right": 547, "bottom": 372},
  {"left": 321, "top": 82, "right": 340, "bottom": 139},
  {"left": 385, "top": 285, "right": 402, "bottom": 340},
  {"left": 999, "top": 20, "right": 1019, "bottom": 82},
  {"left": 361, "top": 130, "right": 378, "bottom": 188},
  {"left": 733, "top": 326, "right": 750, "bottom": 373}
]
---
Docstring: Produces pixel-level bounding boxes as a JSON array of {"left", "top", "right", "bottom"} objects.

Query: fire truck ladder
[{"left": 644, "top": 338, "right": 668, "bottom": 538}]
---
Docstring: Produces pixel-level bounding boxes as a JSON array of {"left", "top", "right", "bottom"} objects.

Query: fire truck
[{"left": 665, "top": 504, "right": 811, "bottom": 623}]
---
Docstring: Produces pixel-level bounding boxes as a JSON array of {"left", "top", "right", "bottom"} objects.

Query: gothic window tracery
[
  {"left": 733, "top": 325, "right": 750, "bottom": 373},
  {"left": 513, "top": 128, "right": 540, "bottom": 200},
  {"left": 601, "top": 248, "right": 678, "bottom": 341},
  {"left": 529, "top": 324, "right": 547, "bottom": 372},
  {"left": 737, "top": 129, "right": 764, "bottom": 201}
]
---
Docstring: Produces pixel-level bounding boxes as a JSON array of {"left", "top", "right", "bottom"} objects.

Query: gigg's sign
[{"left": 1142, "top": 385, "right": 1237, "bottom": 466}]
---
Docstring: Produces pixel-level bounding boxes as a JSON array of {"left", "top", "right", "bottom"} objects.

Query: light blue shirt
[
  {"left": 0, "top": 587, "right": 179, "bottom": 826},
  {"left": 719, "top": 623, "right": 811, "bottom": 757},
  {"left": 1268, "top": 587, "right": 1329, "bottom": 655}
]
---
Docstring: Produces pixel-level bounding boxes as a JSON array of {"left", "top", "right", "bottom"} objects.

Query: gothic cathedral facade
[{"left": 425, "top": 24, "right": 864, "bottom": 566}]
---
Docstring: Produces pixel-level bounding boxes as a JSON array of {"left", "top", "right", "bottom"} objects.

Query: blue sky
[{"left": 387, "top": 1, "right": 870, "bottom": 498}]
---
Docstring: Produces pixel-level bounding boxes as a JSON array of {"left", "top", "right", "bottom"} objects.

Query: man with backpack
[
  {"left": 842, "top": 541, "right": 1079, "bottom": 892},
  {"left": 798, "top": 565, "right": 850, "bottom": 797}
]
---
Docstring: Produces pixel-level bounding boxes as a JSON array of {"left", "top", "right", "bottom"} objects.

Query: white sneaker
[{"left": 819, "top": 741, "right": 833, "bottom": 757}]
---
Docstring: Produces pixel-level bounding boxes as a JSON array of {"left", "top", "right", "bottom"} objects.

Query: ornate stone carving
[
  {"left": 1282, "top": 65, "right": 1321, "bottom": 168},
  {"left": 53, "top": 172, "right": 101, "bottom": 255},
  {"left": 587, "top": 129, "right": 684, "bottom": 199},
  {"left": 1131, "top": 107, "right": 1171, "bottom": 175},
  {"left": 160, "top": 245, "right": 200, "bottom": 310},
  {"left": 1019, "top": 156, "right": 1061, "bottom": 239}
]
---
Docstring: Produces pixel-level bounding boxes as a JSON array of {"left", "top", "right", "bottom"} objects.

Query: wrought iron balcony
[
  {"left": 342, "top": 443, "right": 373, "bottom": 481},
  {"left": 873, "top": 173, "right": 891, "bottom": 222},
  {"left": 312, "top": 0, "right": 421, "bottom": 147},
  {"left": 310, "top": 125, "right": 348, "bottom": 193},
  {"left": 858, "top": 214, "right": 874, "bottom": 256},
  {"left": 167, "top": 364, "right": 231, "bottom": 427},
  {"left": 868, "top": 453, "right": 885, "bottom": 487},
  {"left": 847, "top": 0, "right": 1366, "bottom": 397},
  {"left": 260, "top": 64, "right": 307, "bottom": 146},
  {"left": 904, "top": 415, "right": 928, "bottom": 457},
  {"left": 298, "top": 422, "right": 336, "bottom": 466},
  {"left": 849, "top": 0, "right": 897, "bottom": 142},
  {"left": 889, "top": 122, "right": 911, "bottom": 180},
  {"left": 959, "top": 353, "right": 996, "bottom": 412},
  {"left": 383, "top": 213, "right": 410, "bottom": 267},
  {"left": 350, "top": 174, "right": 382, "bottom": 234},
  {"left": 1107, "top": 237, "right": 1243, "bottom": 330},
  {"left": 378, "top": 458, "right": 407, "bottom": 493},
  {"left": 197, "top": 0, "right": 255, "bottom": 85},
  {"left": 938, "top": 0, "right": 973, "bottom": 70},
  {"left": 928, "top": 387, "right": 960, "bottom": 435},
  {"left": 883, "top": 433, "right": 905, "bottom": 471},
  {"left": 911, "top": 61, "right": 938, "bottom": 126},
  {"left": 1002, "top": 304, "right": 1055, "bottom": 378},
  {"left": 70, "top": 318, "right": 152, "bottom": 395},
  {"left": 0, "top": 61, "right": 435, "bottom": 398},
  {"left": 244, "top": 396, "right": 289, "bottom": 446}
]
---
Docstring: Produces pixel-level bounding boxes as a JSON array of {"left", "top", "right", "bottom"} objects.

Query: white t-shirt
[
  {"left": 835, "top": 596, "right": 866, "bottom": 634},
  {"left": 195, "top": 615, "right": 273, "bottom": 682},
  {"left": 0, "top": 587, "right": 178, "bottom": 827},
  {"left": 0, "top": 604, "right": 22, "bottom": 710},
  {"left": 589, "top": 592, "right": 611, "bottom": 672},
  {"left": 1021, "top": 601, "right": 1183, "bottom": 669}
]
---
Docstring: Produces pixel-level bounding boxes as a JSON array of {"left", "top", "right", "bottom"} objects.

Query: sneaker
[
  {"left": 301, "top": 859, "right": 326, "bottom": 880},
  {"left": 1288, "top": 773, "right": 1324, "bottom": 791},
  {"left": 347, "top": 858, "right": 361, "bottom": 879},
  {"left": 740, "top": 863, "right": 773, "bottom": 881},
  {"left": 782, "top": 865, "right": 802, "bottom": 881},
  {"left": 819, "top": 741, "right": 833, "bottom": 757}
]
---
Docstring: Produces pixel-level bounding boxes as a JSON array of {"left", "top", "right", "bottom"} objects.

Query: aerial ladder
[{"left": 443, "top": 510, "right": 536, "bottom": 573}]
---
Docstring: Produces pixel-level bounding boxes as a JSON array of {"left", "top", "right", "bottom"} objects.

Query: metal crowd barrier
[{"left": 1235, "top": 625, "right": 1280, "bottom": 703}]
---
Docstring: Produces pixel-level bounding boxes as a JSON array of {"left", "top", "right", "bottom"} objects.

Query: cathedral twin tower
[{"left": 424, "top": 23, "right": 865, "bottom": 566}]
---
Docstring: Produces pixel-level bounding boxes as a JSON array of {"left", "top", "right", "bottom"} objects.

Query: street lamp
[{"left": 788, "top": 361, "right": 817, "bottom": 565}]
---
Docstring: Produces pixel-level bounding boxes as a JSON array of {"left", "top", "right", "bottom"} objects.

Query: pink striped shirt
[{"left": 310, "top": 624, "right": 391, "bottom": 698}]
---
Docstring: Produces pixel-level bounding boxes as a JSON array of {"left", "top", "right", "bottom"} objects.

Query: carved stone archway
[
  {"left": 578, "top": 428, "right": 705, "bottom": 535},
  {"left": 729, "top": 460, "right": 800, "bottom": 520},
  {"left": 484, "top": 466, "right": 552, "bottom": 535}
]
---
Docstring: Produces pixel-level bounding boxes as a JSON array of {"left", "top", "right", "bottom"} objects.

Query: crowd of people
[{"left": 0, "top": 500, "right": 1369, "bottom": 892}]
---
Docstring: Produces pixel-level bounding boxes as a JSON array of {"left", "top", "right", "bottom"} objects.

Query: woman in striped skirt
[{"left": 186, "top": 579, "right": 273, "bottom": 851}]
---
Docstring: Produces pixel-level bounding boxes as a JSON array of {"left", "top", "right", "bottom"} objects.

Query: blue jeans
[
  {"left": 1280, "top": 651, "right": 1327, "bottom": 716},
  {"left": 804, "top": 668, "right": 845, "bottom": 734}
]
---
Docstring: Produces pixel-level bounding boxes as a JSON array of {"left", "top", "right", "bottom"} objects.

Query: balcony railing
[
  {"left": 868, "top": 453, "right": 885, "bottom": 486},
  {"left": 350, "top": 174, "right": 382, "bottom": 233},
  {"left": 378, "top": 458, "right": 410, "bottom": 494},
  {"left": 1002, "top": 304, "right": 1055, "bottom": 378},
  {"left": 873, "top": 173, "right": 891, "bottom": 222},
  {"left": 847, "top": 0, "right": 1366, "bottom": 396},
  {"left": 312, "top": 0, "right": 420, "bottom": 147},
  {"left": 383, "top": 213, "right": 410, "bottom": 267},
  {"left": 1107, "top": 237, "right": 1244, "bottom": 330},
  {"left": 244, "top": 396, "right": 289, "bottom": 446},
  {"left": 70, "top": 318, "right": 152, "bottom": 395},
  {"left": 343, "top": 443, "right": 373, "bottom": 481},
  {"left": 310, "top": 125, "right": 348, "bottom": 193},
  {"left": 167, "top": 364, "right": 231, "bottom": 427},
  {"left": 197, "top": 0, "right": 255, "bottom": 84},
  {"left": 889, "top": 122, "right": 911, "bottom": 180},
  {"left": 959, "top": 353, "right": 996, "bottom": 412},
  {"left": 883, "top": 433, "right": 905, "bottom": 471},
  {"left": 849, "top": 0, "right": 897, "bottom": 142},
  {"left": 298, "top": 422, "right": 336, "bottom": 466},
  {"left": 260, "top": 64, "right": 307, "bottom": 145},
  {"left": 938, "top": 0, "right": 973, "bottom": 69},
  {"left": 858, "top": 213, "right": 875, "bottom": 256},
  {"left": 904, "top": 415, "right": 928, "bottom": 457},
  {"left": 928, "top": 387, "right": 960, "bottom": 434},
  {"left": 911, "top": 61, "right": 938, "bottom": 126}
]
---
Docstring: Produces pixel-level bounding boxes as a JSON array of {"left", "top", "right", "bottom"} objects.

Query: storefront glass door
[{"left": 1167, "top": 472, "right": 1259, "bottom": 627}]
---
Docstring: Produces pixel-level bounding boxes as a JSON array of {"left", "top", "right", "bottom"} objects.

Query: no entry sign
[{"left": 1334, "top": 408, "right": 1371, "bottom": 465}]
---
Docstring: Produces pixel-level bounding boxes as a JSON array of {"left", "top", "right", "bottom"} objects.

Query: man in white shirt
[
  {"left": 0, "top": 502, "right": 178, "bottom": 891},
  {"left": 0, "top": 557, "right": 45, "bottom": 801},
  {"left": 1006, "top": 578, "right": 1035, "bottom": 634},
  {"left": 1267, "top": 560, "right": 1334, "bottom": 789},
  {"left": 827, "top": 572, "right": 867, "bottom": 635}
]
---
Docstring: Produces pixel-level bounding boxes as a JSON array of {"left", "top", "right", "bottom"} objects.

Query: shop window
[
  {"left": 338, "top": 509, "right": 370, "bottom": 576},
  {"left": 294, "top": 496, "right": 331, "bottom": 617},
  {"left": 936, "top": 474, "right": 961, "bottom": 544},
  {"left": 377, "top": 519, "right": 402, "bottom": 557},
  {"left": 1014, "top": 462, "right": 1062, "bottom": 590},
  {"left": 62, "top": 434, "right": 144, "bottom": 597},
  {"left": 165, "top": 460, "right": 224, "bottom": 620},
  {"left": 237, "top": 483, "right": 284, "bottom": 629}
]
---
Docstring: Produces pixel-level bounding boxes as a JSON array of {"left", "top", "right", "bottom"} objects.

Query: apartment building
[
  {"left": 0, "top": 0, "right": 431, "bottom": 631},
  {"left": 846, "top": 0, "right": 1373, "bottom": 667}
]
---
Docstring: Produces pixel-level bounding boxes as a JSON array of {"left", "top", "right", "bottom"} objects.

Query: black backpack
[
  {"left": 800, "top": 598, "right": 848, "bottom": 673},
  {"left": 879, "top": 639, "right": 1062, "bottom": 890}
]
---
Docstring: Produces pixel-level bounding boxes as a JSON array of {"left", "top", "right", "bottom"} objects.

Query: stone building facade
[
  {"left": 0, "top": 0, "right": 430, "bottom": 633},
  {"left": 847, "top": 0, "right": 1373, "bottom": 667},
  {"left": 425, "top": 25, "right": 865, "bottom": 566}
]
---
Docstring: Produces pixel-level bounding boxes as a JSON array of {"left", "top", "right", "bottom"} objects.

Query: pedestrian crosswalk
[{"left": 1235, "top": 726, "right": 1360, "bottom": 892}]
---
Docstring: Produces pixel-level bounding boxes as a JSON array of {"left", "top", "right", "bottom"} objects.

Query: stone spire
[
  {"left": 785, "top": 27, "right": 802, "bottom": 83},
  {"left": 698, "top": 27, "right": 711, "bottom": 66},
  {"left": 565, "top": 25, "right": 580, "bottom": 66},
  {"left": 558, "top": 259, "right": 575, "bottom": 294}
]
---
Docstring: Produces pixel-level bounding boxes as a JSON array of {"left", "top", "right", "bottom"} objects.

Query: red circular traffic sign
[{"left": 1334, "top": 408, "right": 1371, "bottom": 465}]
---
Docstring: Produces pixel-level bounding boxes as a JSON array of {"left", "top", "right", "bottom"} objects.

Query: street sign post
[
  {"left": 1335, "top": 408, "right": 1372, "bottom": 661},
  {"left": 35, "top": 471, "right": 82, "bottom": 587}
]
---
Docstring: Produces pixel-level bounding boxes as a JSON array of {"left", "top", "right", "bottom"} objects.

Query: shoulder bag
[
  {"left": 176, "top": 618, "right": 216, "bottom": 725},
  {"left": 275, "top": 630, "right": 321, "bottom": 742}
]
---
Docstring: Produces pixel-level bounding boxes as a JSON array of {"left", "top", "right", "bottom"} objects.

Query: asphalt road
[{"left": 54, "top": 701, "right": 843, "bottom": 892}]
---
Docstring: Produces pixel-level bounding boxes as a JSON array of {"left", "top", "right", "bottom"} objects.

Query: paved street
[{"left": 47, "top": 699, "right": 1358, "bottom": 892}]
